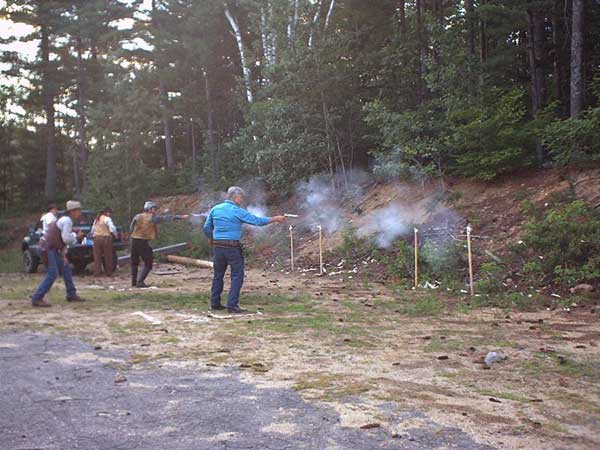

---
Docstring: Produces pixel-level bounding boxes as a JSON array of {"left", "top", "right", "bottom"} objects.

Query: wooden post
[
  {"left": 414, "top": 227, "right": 419, "bottom": 289},
  {"left": 318, "top": 225, "right": 323, "bottom": 276},
  {"left": 289, "top": 225, "right": 295, "bottom": 272},
  {"left": 466, "top": 225, "right": 475, "bottom": 296}
]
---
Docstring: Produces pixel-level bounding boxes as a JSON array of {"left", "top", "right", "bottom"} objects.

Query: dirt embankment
[{"left": 153, "top": 167, "right": 600, "bottom": 270}]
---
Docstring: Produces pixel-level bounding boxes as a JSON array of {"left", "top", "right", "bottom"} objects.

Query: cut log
[{"left": 167, "top": 255, "right": 214, "bottom": 269}]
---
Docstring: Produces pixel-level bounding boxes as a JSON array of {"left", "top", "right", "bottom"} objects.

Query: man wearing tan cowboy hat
[{"left": 31, "top": 200, "right": 87, "bottom": 307}]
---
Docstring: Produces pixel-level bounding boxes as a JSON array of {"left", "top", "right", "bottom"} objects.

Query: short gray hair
[{"left": 227, "top": 186, "right": 245, "bottom": 200}]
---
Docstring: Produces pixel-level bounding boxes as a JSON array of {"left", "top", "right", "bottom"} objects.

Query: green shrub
[
  {"left": 477, "top": 262, "right": 505, "bottom": 295},
  {"left": 339, "top": 226, "right": 374, "bottom": 261},
  {"left": 400, "top": 296, "right": 445, "bottom": 316},
  {"left": 420, "top": 240, "right": 464, "bottom": 284},
  {"left": 543, "top": 76, "right": 600, "bottom": 165},
  {"left": 378, "top": 239, "right": 414, "bottom": 283},
  {"left": 517, "top": 200, "right": 600, "bottom": 287}
]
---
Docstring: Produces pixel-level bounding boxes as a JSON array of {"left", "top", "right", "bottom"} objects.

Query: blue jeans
[
  {"left": 210, "top": 247, "right": 244, "bottom": 309},
  {"left": 32, "top": 250, "right": 77, "bottom": 303}
]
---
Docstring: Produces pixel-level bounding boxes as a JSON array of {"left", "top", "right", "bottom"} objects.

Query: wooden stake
[
  {"left": 414, "top": 227, "right": 419, "bottom": 289},
  {"left": 318, "top": 225, "right": 323, "bottom": 276},
  {"left": 289, "top": 225, "right": 295, "bottom": 272},
  {"left": 466, "top": 225, "right": 475, "bottom": 296}
]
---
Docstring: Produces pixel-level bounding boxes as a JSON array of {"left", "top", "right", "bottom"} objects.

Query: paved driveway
[{"left": 0, "top": 332, "right": 491, "bottom": 450}]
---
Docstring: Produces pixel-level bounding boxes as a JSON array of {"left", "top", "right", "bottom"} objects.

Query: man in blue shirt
[{"left": 204, "top": 186, "right": 286, "bottom": 313}]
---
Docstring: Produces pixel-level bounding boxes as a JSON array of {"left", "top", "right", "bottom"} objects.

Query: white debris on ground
[
  {"left": 175, "top": 313, "right": 210, "bottom": 324},
  {"left": 131, "top": 311, "right": 163, "bottom": 325}
]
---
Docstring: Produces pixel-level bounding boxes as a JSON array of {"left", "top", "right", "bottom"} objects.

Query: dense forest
[{"left": 0, "top": 0, "right": 599, "bottom": 217}]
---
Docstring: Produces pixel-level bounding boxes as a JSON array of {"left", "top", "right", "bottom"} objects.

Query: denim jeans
[
  {"left": 210, "top": 246, "right": 244, "bottom": 309},
  {"left": 32, "top": 250, "right": 77, "bottom": 303}
]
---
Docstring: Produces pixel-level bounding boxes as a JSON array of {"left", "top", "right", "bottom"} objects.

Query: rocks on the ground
[
  {"left": 489, "top": 397, "right": 502, "bottom": 403},
  {"left": 484, "top": 351, "right": 506, "bottom": 365},
  {"left": 570, "top": 284, "right": 594, "bottom": 294},
  {"left": 437, "top": 355, "right": 449, "bottom": 360},
  {"left": 114, "top": 374, "right": 127, "bottom": 383},
  {"left": 360, "top": 423, "right": 381, "bottom": 430}
]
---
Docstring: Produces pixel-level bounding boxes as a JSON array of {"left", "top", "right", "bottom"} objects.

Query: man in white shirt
[
  {"left": 40, "top": 204, "right": 58, "bottom": 236},
  {"left": 92, "top": 207, "right": 118, "bottom": 277},
  {"left": 31, "top": 200, "right": 86, "bottom": 307}
]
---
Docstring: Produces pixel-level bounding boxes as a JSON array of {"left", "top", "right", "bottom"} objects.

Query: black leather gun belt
[{"left": 212, "top": 239, "right": 241, "bottom": 248}]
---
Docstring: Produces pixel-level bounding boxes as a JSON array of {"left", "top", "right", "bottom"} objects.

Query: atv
[{"left": 22, "top": 210, "right": 128, "bottom": 274}]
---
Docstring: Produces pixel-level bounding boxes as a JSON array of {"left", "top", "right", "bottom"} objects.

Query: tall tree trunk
[
  {"left": 465, "top": 0, "right": 476, "bottom": 57},
  {"left": 324, "top": 0, "right": 336, "bottom": 31},
  {"left": 260, "top": 1, "right": 271, "bottom": 73},
  {"left": 72, "top": 144, "right": 80, "bottom": 197},
  {"left": 416, "top": 0, "right": 426, "bottom": 103},
  {"left": 189, "top": 118, "right": 197, "bottom": 178},
  {"left": 224, "top": 3, "right": 253, "bottom": 104},
  {"left": 526, "top": 7, "right": 547, "bottom": 163},
  {"left": 308, "top": 0, "right": 323, "bottom": 48},
  {"left": 76, "top": 33, "right": 88, "bottom": 194},
  {"left": 287, "top": 0, "right": 299, "bottom": 45},
  {"left": 570, "top": 0, "right": 584, "bottom": 117},
  {"left": 41, "top": 23, "right": 57, "bottom": 201},
  {"left": 551, "top": 1, "right": 567, "bottom": 115},
  {"left": 203, "top": 69, "right": 218, "bottom": 178},
  {"left": 397, "top": 0, "right": 406, "bottom": 38},
  {"left": 532, "top": 9, "right": 547, "bottom": 113},
  {"left": 153, "top": 0, "right": 175, "bottom": 169},
  {"left": 159, "top": 79, "right": 175, "bottom": 169},
  {"left": 268, "top": 1, "right": 277, "bottom": 64},
  {"left": 479, "top": 0, "right": 487, "bottom": 64}
]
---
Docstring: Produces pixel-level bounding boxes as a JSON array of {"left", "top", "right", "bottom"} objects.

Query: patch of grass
[
  {"left": 293, "top": 372, "right": 337, "bottom": 391},
  {"left": 0, "top": 250, "right": 23, "bottom": 273},
  {"left": 129, "top": 353, "right": 153, "bottom": 365},
  {"left": 399, "top": 296, "right": 445, "bottom": 316},
  {"left": 159, "top": 335, "right": 180, "bottom": 344},
  {"left": 423, "top": 337, "right": 464, "bottom": 353},
  {"left": 457, "top": 292, "right": 544, "bottom": 312},
  {"left": 522, "top": 352, "right": 599, "bottom": 380},
  {"left": 108, "top": 320, "right": 151, "bottom": 335}
]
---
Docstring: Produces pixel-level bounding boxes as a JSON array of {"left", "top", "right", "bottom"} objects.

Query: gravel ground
[{"left": 0, "top": 331, "right": 492, "bottom": 450}]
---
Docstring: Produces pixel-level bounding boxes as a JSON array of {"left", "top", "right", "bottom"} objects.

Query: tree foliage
[{"left": 0, "top": 0, "right": 598, "bottom": 213}]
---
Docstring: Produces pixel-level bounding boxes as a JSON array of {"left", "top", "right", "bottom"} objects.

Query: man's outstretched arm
[{"left": 236, "top": 208, "right": 286, "bottom": 226}]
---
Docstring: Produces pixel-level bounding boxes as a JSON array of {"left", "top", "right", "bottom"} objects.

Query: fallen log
[
  {"left": 118, "top": 242, "right": 191, "bottom": 265},
  {"left": 167, "top": 255, "right": 214, "bottom": 269}
]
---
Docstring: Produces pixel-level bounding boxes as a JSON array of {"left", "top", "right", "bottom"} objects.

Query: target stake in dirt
[
  {"left": 414, "top": 227, "right": 419, "bottom": 289},
  {"left": 318, "top": 225, "right": 324, "bottom": 276},
  {"left": 466, "top": 224, "right": 475, "bottom": 296},
  {"left": 289, "top": 225, "right": 295, "bottom": 272}
]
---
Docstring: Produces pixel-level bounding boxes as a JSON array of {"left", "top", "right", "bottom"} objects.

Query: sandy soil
[{"left": 1, "top": 264, "right": 598, "bottom": 450}]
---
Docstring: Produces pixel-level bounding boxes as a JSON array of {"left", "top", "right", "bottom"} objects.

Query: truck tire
[{"left": 23, "top": 249, "right": 39, "bottom": 273}]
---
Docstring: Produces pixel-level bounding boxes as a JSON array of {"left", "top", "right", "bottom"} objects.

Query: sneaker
[
  {"left": 211, "top": 305, "right": 225, "bottom": 311},
  {"left": 136, "top": 282, "right": 149, "bottom": 288},
  {"left": 32, "top": 300, "right": 52, "bottom": 308},
  {"left": 227, "top": 307, "right": 248, "bottom": 314},
  {"left": 66, "top": 295, "right": 86, "bottom": 302}
]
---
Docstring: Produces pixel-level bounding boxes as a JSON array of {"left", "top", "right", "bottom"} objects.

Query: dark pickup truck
[{"left": 22, "top": 210, "right": 128, "bottom": 274}]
